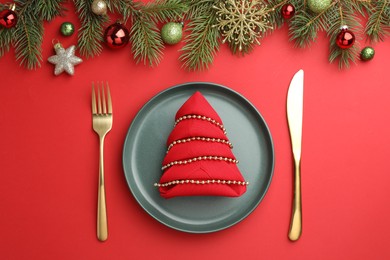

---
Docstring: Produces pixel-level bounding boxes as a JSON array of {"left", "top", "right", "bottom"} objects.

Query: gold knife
[{"left": 287, "top": 69, "right": 304, "bottom": 241}]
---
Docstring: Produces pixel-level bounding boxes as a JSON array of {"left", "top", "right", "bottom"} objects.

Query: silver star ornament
[{"left": 48, "top": 44, "right": 83, "bottom": 76}]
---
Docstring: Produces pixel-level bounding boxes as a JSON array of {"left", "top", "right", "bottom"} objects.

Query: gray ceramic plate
[{"left": 123, "top": 82, "right": 274, "bottom": 233}]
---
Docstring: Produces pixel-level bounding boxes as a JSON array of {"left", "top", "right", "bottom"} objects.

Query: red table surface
[{"left": 1, "top": 2, "right": 390, "bottom": 260}]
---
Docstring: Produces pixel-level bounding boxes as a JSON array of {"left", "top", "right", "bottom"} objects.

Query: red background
[{"left": 1, "top": 1, "right": 390, "bottom": 259}]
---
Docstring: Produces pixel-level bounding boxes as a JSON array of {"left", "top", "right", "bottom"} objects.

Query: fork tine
[
  {"left": 92, "top": 83, "right": 97, "bottom": 114},
  {"left": 97, "top": 83, "right": 102, "bottom": 114},
  {"left": 101, "top": 81, "right": 107, "bottom": 114},
  {"left": 106, "top": 82, "right": 112, "bottom": 114}
]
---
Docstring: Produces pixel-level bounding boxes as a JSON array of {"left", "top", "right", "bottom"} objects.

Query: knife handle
[{"left": 288, "top": 158, "right": 302, "bottom": 241}]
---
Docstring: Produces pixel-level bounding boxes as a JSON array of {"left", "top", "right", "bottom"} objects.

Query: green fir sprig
[
  {"left": 180, "top": 0, "right": 219, "bottom": 71},
  {"left": 130, "top": 17, "right": 164, "bottom": 66},
  {"left": 74, "top": 0, "right": 108, "bottom": 58},
  {"left": 326, "top": 1, "right": 362, "bottom": 69},
  {"left": 0, "top": 2, "right": 12, "bottom": 57},
  {"left": 365, "top": 0, "right": 390, "bottom": 42},
  {"left": 36, "top": 0, "right": 65, "bottom": 21}
]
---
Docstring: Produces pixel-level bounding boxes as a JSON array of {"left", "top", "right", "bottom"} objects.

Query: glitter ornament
[
  {"left": 281, "top": 3, "right": 295, "bottom": 19},
  {"left": 161, "top": 22, "right": 183, "bottom": 45},
  {"left": 360, "top": 46, "right": 375, "bottom": 61},
  {"left": 307, "top": 0, "right": 331, "bottom": 14},
  {"left": 60, "top": 22, "right": 75, "bottom": 36},
  {"left": 213, "top": 0, "right": 271, "bottom": 52},
  {"left": 104, "top": 22, "right": 130, "bottom": 49},
  {"left": 47, "top": 43, "right": 83, "bottom": 76},
  {"left": 336, "top": 26, "right": 355, "bottom": 49},
  {"left": 0, "top": 4, "right": 18, "bottom": 28},
  {"left": 91, "top": 0, "right": 108, "bottom": 15}
]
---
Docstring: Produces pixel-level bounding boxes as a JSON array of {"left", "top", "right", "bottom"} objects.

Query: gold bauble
[{"left": 91, "top": 0, "right": 107, "bottom": 15}]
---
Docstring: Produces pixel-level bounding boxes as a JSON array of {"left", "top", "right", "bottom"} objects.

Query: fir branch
[
  {"left": 184, "top": 0, "right": 215, "bottom": 20},
  {"left": 289, "top": 11, "right": 324, "bottom": 47},
  {"left": 110, "top": 0, "right": 140, "bottom": 22},
  {"left": 13, "top": 0, "right": 44, "bottom": 69},
  {"left": 289, "top": 1, "right": 334, "bottom": 48},
  {"left": 180, "top": 2, "right": 219, "bottom": 71},
  {"left": 142, "top": 0, "right": 188, "bottom": 23},
  {"left": 326, "top": 1, "right": 362, "bottom": 69},
  {"left": 130, "top": 17, "right": 164, "bottom": 66},
  {"left": 13, "top": 14, "right": 44, "bottom": 69},
  {"left": 349, "top": 0, "right": 371, "bottom": 16},
  {"left": 74, "top": 0, "right": 108, "bottom": 58},
  {"left": 365, "top": 0, "right": 390, "bottom": 42},
  {"left": 35, "top": 0, "right": 65, "bottom": 21},
  {"left": 264, "top": 0, "right": 306, "bottom": 37},
  {"left": 265, "top": 0, "right": 289, "bottom": 31},
  {"left": 0, "top": 28, "right": 13, "bottom": 57}
]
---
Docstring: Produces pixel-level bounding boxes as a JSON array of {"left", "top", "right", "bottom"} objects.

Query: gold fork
[{"left": 92, "top": 82, "right": 112, "bottom": 242}]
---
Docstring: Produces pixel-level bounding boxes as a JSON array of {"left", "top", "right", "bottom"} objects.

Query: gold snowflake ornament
[{"left": 213, "top": 0, "right": 272, "bottom": 52}]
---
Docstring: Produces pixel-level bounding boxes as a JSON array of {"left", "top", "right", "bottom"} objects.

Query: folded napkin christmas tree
[{"left": 155, "top": 91, "right": 248, "bottom": 199}]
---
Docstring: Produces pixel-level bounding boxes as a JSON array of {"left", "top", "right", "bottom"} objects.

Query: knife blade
[{"left": 287, "top": 69, "right": 304, "bottom": 241}]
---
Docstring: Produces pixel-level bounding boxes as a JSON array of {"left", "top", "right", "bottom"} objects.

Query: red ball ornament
[
  {"left": 336, "top": 26, "right": 355, "bottom": 49},
  {"left": 281, "top": 3, "right": 295, "bottom": 19},
  {"left": 104, "top": 23, "right": 130, "bottom": 49},
  {"left": 0, "top": 5, "right": 18, "bottom": 28}
]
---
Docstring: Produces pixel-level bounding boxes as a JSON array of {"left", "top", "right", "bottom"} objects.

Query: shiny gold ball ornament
[
  {"left": 307, "top": 0, "right": 331, "bottom": 13},
  {"left": 360, "top": 46, "right": 375, "bottom": 61},
  {"left": 91, "top": 0, "right": 108, "bottom": 15},
  {"left": 161, "top": 22, "right": 183, "bottom": 45}
]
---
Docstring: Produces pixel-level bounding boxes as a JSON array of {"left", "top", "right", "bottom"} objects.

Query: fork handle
[
  {"left": 97, "top": 137, "right": 108, "bottom": 242},
  {"left": 288, "top": 158, "right": 302, "bottom": 241}
]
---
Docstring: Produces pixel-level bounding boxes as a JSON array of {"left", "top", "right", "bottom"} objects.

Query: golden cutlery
[
  {"left": 92, "top": 82, "right": 112, "bottom": 242},
  {"left": 286, "top": 70, "right": 304, "bottom": 241}
]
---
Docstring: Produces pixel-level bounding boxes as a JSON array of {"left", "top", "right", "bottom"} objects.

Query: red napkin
[{"left": 155, "top": 91, "right": 248, "bottom": 199}]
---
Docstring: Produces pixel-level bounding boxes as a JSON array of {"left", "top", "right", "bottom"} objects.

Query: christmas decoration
[
  {"left": 0, "top": 0, "right": 389, "bottom": 71},
  {"left": 360, "top": 46, "right": 375, "bottom": 61},
  {"left": 281, "top": 3, "right": 295, "bottom": 19},
  {"left": 104, "top": 22, "right": 130, "bottom": 49},
  {"left": 161, "top": 22, "right": 183, "bottom": 45},
  {"left": 47, "top": 43, "right": 82, "bottom": 76},
  {"left": 155, "top": 92, "right": 247, "bottom": 199},
  {"left": 91, "top": 0, "right": 107, "bottom": 16},
  {"left": 336, "top": 26, "right": 355, "bottom": 49},
  {"left": 213, "top": 0, "right": 271, "bottom": 53},
  {"left": 60, "top": 22, "right": 75, "bottom": 36},
  {"left": 0, "top": 4, "right": 18, "bottom": 28},
  {"left": 307, "top": 0, "right": 332, "bottom": 14}
]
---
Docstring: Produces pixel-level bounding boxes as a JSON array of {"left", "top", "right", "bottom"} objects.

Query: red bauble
[
  {"left": 0, "top": 8, "right": 18, "bottom": 28},
  {"left": 281, "top": 3, "right": 295, "bottom": 19},
  {"left": 336, "top": 27, "right": 355, "bottom": 49},
  {"left": 104, "top": 23, "right": 130, "bottom": 49}
]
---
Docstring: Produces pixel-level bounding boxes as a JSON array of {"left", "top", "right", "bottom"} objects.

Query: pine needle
[
  {"left": 365, "top": 0, "right": 390, "bottom": 42},
  {"left": 130, "top": 17, "right": 164, "bottom": 66},
  {"left": 36, "top": 0, "right": 65, "bottom": 21},
  {"left": 326, "top": 1, "right": 362, "bottom": 69},
  {"left": 180, "top": 11, "right": 220, "bottom": 71},
  {"left": 13, "top": 0, "right": 44, "bottom": 69},
  {"left": 74, "top": 0, "right": 108, "bottom": 58},
  {"left": 142, "top": 0, "right": 188, "bottom": 23},
  {"left": 0, "top": 28, "right": 13, "bottom": 57}
]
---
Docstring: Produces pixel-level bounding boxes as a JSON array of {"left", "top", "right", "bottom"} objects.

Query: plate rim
[{"left": 122, "top": 82, "right": 275, "bottom": 233}]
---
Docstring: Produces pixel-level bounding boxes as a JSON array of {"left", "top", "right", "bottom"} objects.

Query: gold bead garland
[
  {"left": 162, "top": 156, "right": 238, "bottom": 170},
  {"left": 174, "top": 114, "right": 227, "bottom": 135},
  {"left": 154, "top": 179, "right": 249, "bottom": 187},
  {"left": 167, "top": 136, "right": 233, "bottom": 152}
]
